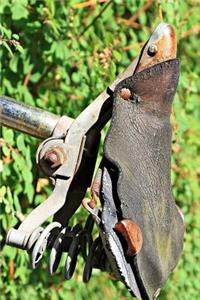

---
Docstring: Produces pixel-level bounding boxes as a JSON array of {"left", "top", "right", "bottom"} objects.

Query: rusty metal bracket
[{"left": 5, "top": 43, "right": 140, "bottom": 252}]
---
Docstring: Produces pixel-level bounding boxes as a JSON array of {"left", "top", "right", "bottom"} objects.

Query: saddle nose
[{"left": 135, "top": 22, "right": 177, "bottom": 73}]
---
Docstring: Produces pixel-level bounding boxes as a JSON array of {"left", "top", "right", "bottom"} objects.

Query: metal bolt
[
  {"left": 119, "top": 88, "right": 131, "bottom": 101},
  {"left": 147, "top": 44, "right": 158, "bottom": 56},
  {"left": 44, "top": 148, "right": 65, "bottom": 169}
]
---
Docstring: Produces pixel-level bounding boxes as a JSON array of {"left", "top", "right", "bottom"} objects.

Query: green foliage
[{"left": 0, "top": 0, "right": 199, "bottom": 299}]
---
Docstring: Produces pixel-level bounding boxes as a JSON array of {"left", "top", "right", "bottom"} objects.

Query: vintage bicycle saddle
[
  {"left": 82, "top": 23, "right": 185, "bottom": 300},
  {"left": 99, "top": 58, "right": 185, "bottom": 300}
]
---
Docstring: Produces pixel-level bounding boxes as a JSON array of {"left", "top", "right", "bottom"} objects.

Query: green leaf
[
  {"left": 16, "top": 134, "right": 26, "bottom": 154},
  {"left": 3, "top": 128, "right": 14, "bottom": 145},
  {"left": 0, "top": 0, "right": 10, "bottom": 13},
  {"left": 2, "top": 144, "right": 9, "bottom": 156},
  {"left": 0, "top": 24, "right": 12, "bottom": 39},
  {"left": 2, "top": 41, "right": 13, "bottom": 56},
  {"left": 11, "top": 2, "right": 28, "bottom": 20},
  {"left": 9, "top": 55, "right": 18, "bottom": 73},
  {"left": 16, "top": 44, "right": 24, "bottom": 54},
  {"left": 12, "top": 33, "right": 19, "bottom": 40},
  {"left": 113, "top": 50, "right": 122, "bottom": 62},
  {"left": 0, "top": 186, "right": 7, "bottom": 203},
  {"left": 51, "top": 40, "right": 69, "bottom": 61},
  {"left": 3, "top": 245, "right": 17, "bottom": 260}
]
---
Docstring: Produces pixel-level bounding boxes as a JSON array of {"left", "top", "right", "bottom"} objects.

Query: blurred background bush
[{"left": 0, "top": 0, "right": 199, "bottom": 299}]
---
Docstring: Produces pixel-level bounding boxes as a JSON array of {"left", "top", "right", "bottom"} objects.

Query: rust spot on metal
[
  {"left": 119, "top": 88, "right": 131, "bottom": 101},
  {"left": 85, "top": 169, "right": 102, "bottom": 209},
  {"left": 82, "top": 184, "right": 98, "bottom": 210},
  {"left": 115, "top": 219, "right": 143, "bottom": 256}
]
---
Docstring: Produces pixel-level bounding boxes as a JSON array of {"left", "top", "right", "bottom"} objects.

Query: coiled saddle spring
[{"left": 28, "top": 214, "right": 106, "bottom": 282}]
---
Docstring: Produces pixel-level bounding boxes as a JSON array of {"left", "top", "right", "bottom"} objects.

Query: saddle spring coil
[{"left": 27, "top": 214, "right": 104, "bottom": 282}]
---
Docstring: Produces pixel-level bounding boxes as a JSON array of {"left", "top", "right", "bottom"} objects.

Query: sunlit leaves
[{"left": 11, "top": 0, "right": 29, "bottom": 20}]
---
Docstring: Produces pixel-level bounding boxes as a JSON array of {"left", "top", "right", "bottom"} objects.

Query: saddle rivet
[
  {"left": 147, "top": 43, "right": 158, "bottom": 56},
  {"left": 119, "top": 88, "right": 131, "bottom": 101},
  {"left": 115, "top": 219, "right": 143, "bottom": 256}
]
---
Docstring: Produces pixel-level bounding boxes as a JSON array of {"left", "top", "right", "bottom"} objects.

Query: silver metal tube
[{"left": 0, "top": 96, "right": 73, "bottom": 139}]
